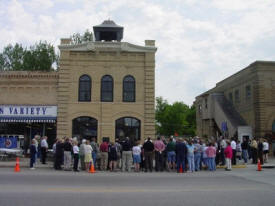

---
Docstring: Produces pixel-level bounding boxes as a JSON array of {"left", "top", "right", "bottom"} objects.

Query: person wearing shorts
[
  {"left": 132, "top": 143, "right": 141, "bottom": 172},
  {"left": 166, "top": 138, "right": 176, "bottom": 171}
]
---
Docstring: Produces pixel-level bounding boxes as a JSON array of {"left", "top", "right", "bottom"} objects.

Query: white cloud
[
  {"left": 25, "top": 0, "right": 54, "bottom": 10},
  {"left": 1, "top": 0, "right": 275, "bottom": 105}
]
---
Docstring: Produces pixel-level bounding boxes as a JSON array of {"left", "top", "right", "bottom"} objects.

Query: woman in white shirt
[
  {"left": 132, "top": 142, "right": 142, "bottom": 172},
  {"left": 84, "top": 140, "right": 93, "bottom": 172}
]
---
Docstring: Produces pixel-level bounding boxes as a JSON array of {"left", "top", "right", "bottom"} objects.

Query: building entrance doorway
[{"left": 72, "top": 116, "right": 98, "bottom": 141}]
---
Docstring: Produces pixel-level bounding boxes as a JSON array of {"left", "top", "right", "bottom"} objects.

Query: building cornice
[
  {"left": 58, "top": 41, "right": 157, "bottom": 53},
  {"left": 196, "top": 60, "right": 275, "bottom": 99},
  {"left": 0, "top": 71, "right": 59, "bottom": 79}
]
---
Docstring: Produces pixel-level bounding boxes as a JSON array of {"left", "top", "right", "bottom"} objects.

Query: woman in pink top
[
  {"left": 205, "top": 143, "right": 216, "bottom": 171},
  {"left": 224, "top": 140, "right": 233, "bottom": 171}
]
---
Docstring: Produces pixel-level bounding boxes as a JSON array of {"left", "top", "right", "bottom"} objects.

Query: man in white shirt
[
  {"left": 73, "top": 140, "right": 80, "bottom": 172},
  {"left": 41, "top": 136, "right": 48, "bottom": 164},
  {"left": 220, "top": 137, "right": 227, "bottom": 165},
  {"left": 231, "top": 139, "right": 237, "bottom": 165}
]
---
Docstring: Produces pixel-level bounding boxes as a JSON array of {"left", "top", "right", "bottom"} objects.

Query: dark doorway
[{"left": 72, "top": 116, "right": 98, "bottom": 141}]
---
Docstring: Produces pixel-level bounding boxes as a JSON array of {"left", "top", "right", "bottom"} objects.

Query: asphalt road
[{"left": 0, "top": 167, "right": 275, "bottom": 206}]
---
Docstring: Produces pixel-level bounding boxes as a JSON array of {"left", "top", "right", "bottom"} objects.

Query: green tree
[
  {"left": 0, "top": 41, "right": 57, "bottom": 71},
  {"left": 185, "top": 105, "right": 196, "bottom": 136},
  {"left": 155, "top": 97, "right": 196, "bottom": 136},
  {"left": 0, "top": 43, "right": 25, "bottom": 70},
  {"left": 70, "top": 29, "right": 93, "bottom": 44}
]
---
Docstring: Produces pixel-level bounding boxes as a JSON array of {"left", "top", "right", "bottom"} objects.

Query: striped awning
[{"left": 0, "top": 116, "right": 56, "bottom": 123}]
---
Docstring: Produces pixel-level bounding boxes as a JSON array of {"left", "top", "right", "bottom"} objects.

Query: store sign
[{"left": 0, "top": 105, "right": 57, "bottom": 117}]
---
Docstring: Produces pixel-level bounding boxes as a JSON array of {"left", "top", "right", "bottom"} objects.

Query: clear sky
[{"left": 1, "top": 0, "right": 275, "bottom": 105}]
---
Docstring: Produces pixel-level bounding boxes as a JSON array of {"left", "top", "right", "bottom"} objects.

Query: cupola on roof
[{"left": 93, "top": 20, "right": 124, "bottom": 42}]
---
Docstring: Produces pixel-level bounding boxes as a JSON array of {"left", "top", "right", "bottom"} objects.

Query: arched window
[
  {"left": 78, "top": 75, "right": 91, "bottom": 102},
  {"left": 72, "top": 116, "right": 97, "bottom": 140},
  {"left": 123, "top": 75, "right": 135, "bottom": 102},
  {"left": 115, "top": 117, "right": 141, "bottom": 141},
  {"left": 101, "top": 75, "right": 113, "bottom": 102}
]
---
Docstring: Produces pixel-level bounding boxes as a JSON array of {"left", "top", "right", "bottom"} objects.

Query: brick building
[
  {"left": 195, "top": 61, "right": 275, "bottom": 139},
  {"left": 0, "top": 20, "right": 157, "bottom": 148}
]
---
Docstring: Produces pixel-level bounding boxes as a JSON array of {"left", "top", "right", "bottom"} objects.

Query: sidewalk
[
  {"left": 1, "top": 156, "right": 275, "bottom": 170},
  {"left": 0, "top": 157, "right": 53, "bottom": 169}
]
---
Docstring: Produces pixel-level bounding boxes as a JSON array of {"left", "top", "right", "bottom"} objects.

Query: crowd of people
[{"left": 29, "top": 135, "right": 270, "bottom": 173}]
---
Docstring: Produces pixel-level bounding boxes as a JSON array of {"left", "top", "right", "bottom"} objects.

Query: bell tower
[{"left": 93, "top": 20, "right": 124, "bottom": 42}]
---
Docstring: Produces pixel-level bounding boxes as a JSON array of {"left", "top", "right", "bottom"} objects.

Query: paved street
[{"left": 0, "top": 164, "right": 275, "bottom": 206}]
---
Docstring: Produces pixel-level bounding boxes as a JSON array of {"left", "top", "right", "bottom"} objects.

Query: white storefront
[
  {"left": 0, "top": 105, "right": 57, "bottom": 149},
  {"left": 0, "top": 105, "right": 57, "bottom": 123}
]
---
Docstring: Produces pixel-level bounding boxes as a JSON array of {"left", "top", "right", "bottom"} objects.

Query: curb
[{"left": 217, "top": 165, "right": 247, "bottom": 169}]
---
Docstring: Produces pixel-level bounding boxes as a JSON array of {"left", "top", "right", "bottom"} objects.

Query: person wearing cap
[{"left": 121, "top": 137, "right": 132, "bottom": 172}]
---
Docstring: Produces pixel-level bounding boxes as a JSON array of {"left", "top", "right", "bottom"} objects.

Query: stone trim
[
  {"left": 59, "top": 41, "right": 157, "bottom": 53},
  {"left": 0, "top": 71, "right": 58, "bottom": 79}
]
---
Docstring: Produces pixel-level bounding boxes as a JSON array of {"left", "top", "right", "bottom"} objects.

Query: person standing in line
[
  {"left": 241, "top": 137, "right": 249, "bottom": 164},
  {"left": 72, "top": 140, "right": 80, "bottom": 172},
  {"left": 220, "top": 137, "right": 227, "bottom": 165},
  {"left": 40, "top": 136, "right": 48, "bottom": 164},
  {"left": 263, "top": 139, "right": 269, "bottom": 163},
  {"left": 79, "top": 139, "right": 86, "bottom": 171},
  {"left": 30, "top": 139, "right": 37, "bottom": 169},
  {"left": 206, "top": 143, "right": 216, "bottom": 171},
  {"left": 63, "top": 137, "right": 73, "bottom": 171},
  {"left": 231, "top": 138, "right": 237, "bottom": 165},
  {"left": 52, "top": 139, "right": 57, "bottom": 168},
  {"left": 236, "top": 140, "right": 242, "bottom": 164},
  {"left": 224, "top": 140, "right": 233, "bottom": 171},
  {"left": 257, "top": 138, "right": 264, "bottom": 165},
  {"left": 139, "top": 142, "right": 145, "bottom": 171},
  {"left": 250, "top": 139, "right": 258, "bottom": 164},
  {"left": 100, "top": 140, "right": 109, "bottom": 171},
  {"left": 84, "top": 140, "right": 93, "bottom": 172},
  {"left": 121, "top": 137, "right": 132, "bottom": 172},
  {"left": 154, "top": 137, "right": 166, "bottom": 172},
  {"left": 32, "top": 135, "right": 40, "bottom": 166},
  {"left": 186, "top": 140, "right": 195, "bottom": 172},
  {"left": 194, "top": 140, "right": 202, "bottom": 171},
  {"left": 161, "top": 136, "right": 168, "bottom": 171},
  {"left": 202, "top": 142, "right": 209, "bottom": 169},
  {"left": 90, "top": 138, "right": 99, "bottom": 167},
  {"left": 132, "top": 142, "right": 142, "bottom": 172},
  {"left": 175, "top": 138, "right": 187, "bottom": 173},
  {"left": 108, "top": 142, "right": 117, "bottom": 172},
  {"left": 143, "top": 137, "right": 154, "bottom": 172},
  {"left": 115, "top": 138, "right": 122, "bottom": 170},
  {"left": 54, "top": 138, "right": 64, "bottom": 170},
  {"left": 166, "top": 137, "right": 176, "bottom": 171}
]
